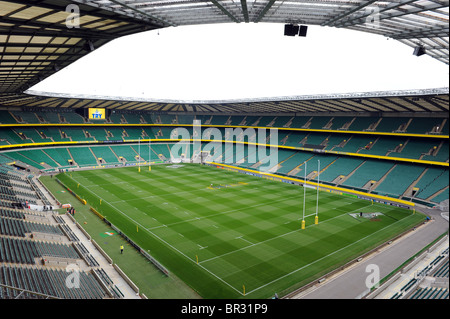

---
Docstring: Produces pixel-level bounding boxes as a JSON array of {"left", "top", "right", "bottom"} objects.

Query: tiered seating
[
  {"left": 375, "top": 117, "right": 409, "bottom": 133},
  {"left": 414, "top": 168, "right": 449, "bottom": 201},
  {"left": 11, "top": 150, "right": 59, "bottom": 169},
  {"left": 0, "top": 109, "right": 448, "bottom": 205},
  {"left": 10, "top": 111, "right": 40, "bottom": 124},
  {"left": 0, "top": 265, "right": 106, "bottom": 299},
  {"left": 91, "top": 146, "right": 120, "bottom": 164},
  {"left": 38, "top": 127, "right": 70, "bottom": 142},
  {"left": 343, "top": 160, "right": 395, "bottom": 189},
  {"left": 408, "top": 287, "right": 448, "bottom": 299},
  {"left": 423, "top": 142, "right": 449, "bottom": 162},
  {"left": 61, "top": 127, "right": 94, "bottom": 141},
  {"left": 390, "top": 139, "right": 436, "bottom": 160},
  {"left": 328, "top": 116, "right": 354, "bottom": 130},
  {"left": 43, "top": 148, "right": 72, "bottom": 168},
  {"left": 319, "top": 157, "right": 364, "bottom": 183},
  {"left": 59, "top": 111, "right": 85, "bottom": 124},
  {"left": 4, "top": 151, "right": 45, "bottom": 170},
  {"left": 0, "top": 111, "right": 18, "bottom": 124},
  {"left": 347, "top": 117, "right": 377, "bottom": 131},
  {"left": 122, "top": 113, "right": 143, "bottom": 124},
  {"left": 69, "top": 147, "right": 98, "bottom": 167},
  {"left": 85, "top": 127, "right": 109, "bottom": 141},
  {"left": 358, "top": 136, "right": 405, "bottom": 156},
  {"left": 0, "top": 128, "right": 27, "bottom": 144},
  {"left": 333, "top": 135, "right": 374, "bottom": 153},
  {"left": 0, "top": 165, "right": 116, "bottom": 299},
  {"left": 374, "top": 164, "right": 425, "bottom": 198},
  {"left": 431, "top": 189, "right": 449, "bottom": 204},
  {"left": 123, "top": 127, "right": 144, "bottom": 140},
  {"left": 0, "top": 237, "right": 79, "bottom": 264},
  {"left": 433, "top": 259, "right": 449, "bottom": 278},
  {"left": 407, "top": 117, "right": 445, "bottom": 134},
  {"left": 0, "top": 216, "right": 64, "bottom": 237},
  {"left": 276, "top": 152, "right": 313, "bottom": 175},
  {"left": 39, "top": 111, "right": 61, "bottom": 124},
  {"left": 15, "top": 128, "right": 51, "bottom": 143},
  {"left": 105, "top": 127, "right": 124, "bottom": 140}
]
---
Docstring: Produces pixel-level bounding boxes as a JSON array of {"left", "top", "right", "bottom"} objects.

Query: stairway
[{"left": 369, "top": 164, "right": 397, "bottom": 192}]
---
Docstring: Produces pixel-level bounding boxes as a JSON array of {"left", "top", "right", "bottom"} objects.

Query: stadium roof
[
  {"left": 1, "top": 87, "right": 447, "bottom": 114},
  {"left": 0, "top": 0, "right": 448, "bottom": 110}
]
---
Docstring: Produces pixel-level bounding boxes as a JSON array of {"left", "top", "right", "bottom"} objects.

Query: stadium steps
[
  {"left": 283, "top": 117, "right": 294, "bottom": 128},
  {"left": 386, "top": 139, "right": 408, "bottom": 157},
  {"left": 334, "top": 160, "right": 367, "bottom": 185},
  {"left": 368, "top": 164, "right": 397, "bottom": 192},
  {"left": 367, "top": 117, "right": 382, "bottom": 131},
  {"left": 8, "top": 112, "right": 23, "bottom": 124},
  {"left": 402, "top": 167, "right": 429, "bottom": 197},
  {"left": 301, "top": 117, "right": 313, "bottom": 129},
  {"left": 288, "top": 154, "right": 316, "bottom": 176},
  {"left": 108, "top": 146, "right": 125, "bottom": 163},
  {"left": 395, "top": 118, "right": 413, "bottom": 133},
  {"left": 433, "top": 118, "right": 447, "bottom": 134},
  {"left": 279, "top": 132, "right": 290, "bottom": 146},
  {"left": 421, "top": 141, "right": 445, "bottom": 161},
  {"left": 262, "top": 151, "right": 297, "bottom": 173},
  {"left": 309, "top": 157, "right": 339, "bottom": 180},
  {"left": 87, "top": 147, "right": 102, "bottom": 165},
  {"left": 359, "top": 136, "right": 380, "bottom": 153},
  {"left": 332, "top": 135, "right": 352, "bottom": 150},
  {"left": 427, "top": 185, "right": 450, "bottom": 202},
  {"left": 66, "top": 149, "right": 77, "bottom": 167},
  {"left": 8, "top": 151, "right": 45, "bottom": 170},
  {"left": 341, "top": 117, "right": 356, "bottom": 130},
  {"left": 267, "top": 116, "right": 277, "bottom": 127}
]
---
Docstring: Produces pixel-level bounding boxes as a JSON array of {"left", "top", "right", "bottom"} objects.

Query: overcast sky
[{"left": 31, "top": 22, "right": 449, "bottom": 102}]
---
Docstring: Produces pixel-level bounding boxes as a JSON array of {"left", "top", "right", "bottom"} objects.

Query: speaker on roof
[
  {"left": 413, "top": 46, "right": 426, "bottom": 56},
  {"left": 298, "top": 25, "right": 308, "bottom": 37},
  {"left": 284, "top": 24, "right": 299, "bottom": 36}
]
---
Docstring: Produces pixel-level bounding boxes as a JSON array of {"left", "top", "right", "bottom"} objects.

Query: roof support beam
[
  {"left": 254, "top": 0, "right": 277, "bottom": 23},
  {"left": 209, "top": 0, "right": 240, "bottom": 23},
  {"left": 83, "top": 0, "right": 172, "bottom": 27},
  {"left": 321, "top": 0, "right": 378, "bottom": 26},
  {"left": 241, "top": 0, "right": 249, "bottom": 23},
  {"left": 390, "top": 26, "right": 449, "bottom": 39},
  {"left": 336, "top": 1, "right": 450, "bottom": 29}
]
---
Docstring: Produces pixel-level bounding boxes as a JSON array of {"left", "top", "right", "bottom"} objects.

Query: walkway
[
  {"left": 289, "top": 206, "right": 449, "bottom": 299},
  {"left": 60, "top": 213, "right": 141, "bottom": 299}
]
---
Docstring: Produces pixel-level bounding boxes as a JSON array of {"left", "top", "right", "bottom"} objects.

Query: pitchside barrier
[
  {"left": 206, "top": 161, "right": 416, "bottom": 209},
  {"left": 55, "top": 177, "right": 87, "bottom": 205}
]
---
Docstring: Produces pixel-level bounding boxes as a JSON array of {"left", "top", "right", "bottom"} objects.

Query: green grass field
[{"left": 55, "top": 163, "right": 425, "bottom": 298}]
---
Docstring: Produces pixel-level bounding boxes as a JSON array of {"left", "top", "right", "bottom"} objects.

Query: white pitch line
[
  {"left": 200, "top": 203, "right": 374, "bottom": 264},
  {"left": 67, "top": 173, "right": 401, "bottom": 297},
  {"left": 148, "top": 195, "right": 292, "bottom": 231},
  {"left": 66, "top": 174, "right": 243, "bottom": 296},
  {"left": 244, "top": 213, "right": 415, "bottom": 296},
  {"left": 236, "top": 236, "right": 254, "bottom": 245}
]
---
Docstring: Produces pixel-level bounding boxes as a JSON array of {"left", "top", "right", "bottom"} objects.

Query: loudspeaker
[
  {"left": 298, "top": 25, "right": 308, "bottom": 37},
  {"left": 284, "top": 24, "right": 299, "bottom": 36},
  {"left": 413, "top": 46, "right": 425, "bottom": 56}
]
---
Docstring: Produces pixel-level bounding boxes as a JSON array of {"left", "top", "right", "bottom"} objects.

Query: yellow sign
[{"left": 88, "top": 108, "right": 106, "bottom": 120}]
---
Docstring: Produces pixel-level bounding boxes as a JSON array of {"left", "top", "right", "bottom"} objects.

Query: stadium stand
[
  {"left": 1, "top": 109, "right": 448, "bottom": 209},
  {"left": 0, "top": 0, "right": 448, "bottom": 301},
  {"left": 0, "top": 165, "right": 133, "bottom": 299}
]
